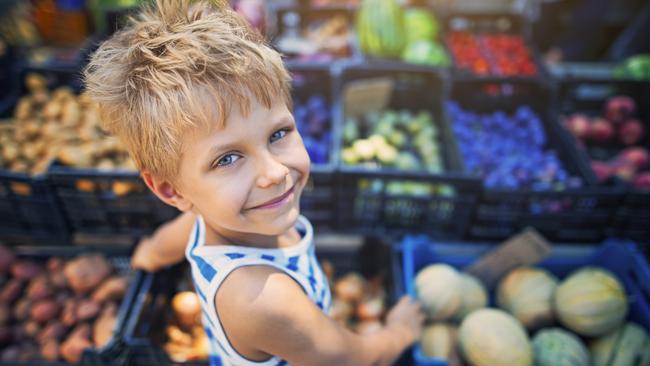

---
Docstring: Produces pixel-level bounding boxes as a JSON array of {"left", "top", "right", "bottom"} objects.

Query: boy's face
[{"left": 176, "top": 96, "right": 310, "bottom": 237}]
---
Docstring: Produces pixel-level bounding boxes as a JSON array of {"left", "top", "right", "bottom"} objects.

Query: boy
[{"left": 84, "top": 1, "right": 424, "bottom": 365}]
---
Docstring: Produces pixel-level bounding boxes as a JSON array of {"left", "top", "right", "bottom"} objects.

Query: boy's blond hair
[{"left": 84, "top": 0, "right": 291, "bottom": 181}]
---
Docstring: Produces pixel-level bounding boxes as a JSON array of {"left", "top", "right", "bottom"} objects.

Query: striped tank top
[{"left": 185, "top": 215, "right": 332, "bottom": 366}]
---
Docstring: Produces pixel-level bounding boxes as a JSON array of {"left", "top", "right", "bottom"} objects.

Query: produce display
[
  {"left": 341, "top": 109, "right": 444, "bottom": 173},
  {"left": 294, "top": 95, "right": 332, "bottom": 165},
  {"left": 412, "top": 260, "right": 647, "bottom": 366},
  {"left": 613, "top": 54, "right": 650, "bottom": 81},
  {"left": 448, "top": 102, "right": 583, "bottom": 190},
  {"left": 562, "top": 96, "right": 650, "bottom": 189},
  {"left": 531, "top": 328, "right": 589, "bottom": 366},
  {"left": 277, "top": 12, "right": 354, "bottom": 61},
  {"left": 400, "top": 8, "right": 449, "bottom": 67},
  {"left": 0, "top": 73, "right": 135, "bottom": 175},
  {"left": 325, "top": 260, "right": 387, "bottom": 334},
  {"left": 447, "top": 31, "right": 538, "bottom": 76},
  {"left": 310, "top": 0, "right": 360, "bottom": 7},
  {"left": 0, "top": 245, "right": 129, "bottom": 364}
]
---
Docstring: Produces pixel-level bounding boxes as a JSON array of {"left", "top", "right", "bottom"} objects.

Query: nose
[{"left": 256, "top": 152, "right": 289, "bottom": 188}]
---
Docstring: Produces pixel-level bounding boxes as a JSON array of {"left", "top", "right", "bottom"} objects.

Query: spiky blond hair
[{"left": 84, "top": 0, "right": 291, "bottom": 180}]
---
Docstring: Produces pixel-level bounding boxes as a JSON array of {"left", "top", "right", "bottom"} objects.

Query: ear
[{"left": 142, "top": 171, "right": 193, "bottom": 212}]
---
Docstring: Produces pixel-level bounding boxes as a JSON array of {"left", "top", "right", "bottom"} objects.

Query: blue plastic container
[{"left": 398, "top": 235, "right": 650, "bottom": 366}]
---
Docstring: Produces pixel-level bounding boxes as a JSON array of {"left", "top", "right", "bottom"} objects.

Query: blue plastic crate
[{"left": 398, "top": 235, "right": 650, "bottom": 366}]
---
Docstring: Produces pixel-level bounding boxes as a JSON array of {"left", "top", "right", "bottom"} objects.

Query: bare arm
[
  {"left": 217, "top": 266, "right": 424, "bottom": 366},
  {"left": 131, "top": 211, "right": 197, "bottom": 271}
]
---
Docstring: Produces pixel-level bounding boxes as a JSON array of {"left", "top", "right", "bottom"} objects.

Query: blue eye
[
  {"left": 216, "top": 154, "right": 240, "bottom": 167},
  {"left": 270, "top": 128, "right": 290, "bottom": 143}
]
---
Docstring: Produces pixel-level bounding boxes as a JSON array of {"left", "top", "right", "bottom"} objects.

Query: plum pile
[
  {"left": 448, "top": 102, "right": 582, "bottom": 190},
  {"left": 562, "top": 96, "right": 650, "bottom": 189},
  {"left": 294, "top": 95, "right": 332, "bottom": 165}
]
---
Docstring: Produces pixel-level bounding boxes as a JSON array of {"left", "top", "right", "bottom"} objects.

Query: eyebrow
[{"left": 206, "top": 114, "right": 294, "bottom": 164}]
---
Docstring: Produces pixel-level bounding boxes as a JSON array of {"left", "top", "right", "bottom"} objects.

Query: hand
[
  {"left": 130, "top": 237, "right": 161, "bottom": 272},
  {"left": 385, "top": 296, "right": 425, "bottom": 346}
]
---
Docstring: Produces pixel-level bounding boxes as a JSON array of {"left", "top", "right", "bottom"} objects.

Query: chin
[{"left": 264, "top": 205, "right": 300, "bottom": 235}]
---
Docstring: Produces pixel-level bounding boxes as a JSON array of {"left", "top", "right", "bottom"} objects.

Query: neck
[{"left": 202, "top": 220, "right": 301, "bottom": 249}]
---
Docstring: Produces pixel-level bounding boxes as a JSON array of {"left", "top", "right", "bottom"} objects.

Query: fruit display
[
  {"left": 453, "top": 274, "right": 487, "bottom": 322},
  {"left": 0, "top": 245, "right": 130, "bottom": 364},
  {"left": 341, "top": 109, "right": 444, "bottom": 173},
  {"left": 448, "top": 102, "right": 583, "bottom": 190},
  {"left": 562, "top": 95, "right": 650, "bottom": 189},
  {"left": 590, "top": 322, "right": 650, "bottom": 366},
  {"left": 531, "top": 328, "right": 589, "bottom": 366},
  {"left": 496, "top": 267, "right": 558, "bottom": 330},
  {"left": 0, "top": 73, "right": 135, "bottom": 175},
  {"left": 447, "top": 31, "right": 538, "bottom": 76},
  {"left": 400, "top": 8, "right": 449, "bottom": 67},
  {"left": 294, "top": 95, "right": 332, "bottom": 165},
  {"left": 458, "top": 309, "right": 533, "bottom": 366},
  {"left": 419, "top": 323, "right": 462, "bottom": 365},
  {"left": 276, "top": 12, "right": 354, "bottom": 61},
  {"left": 554, "top": 267, "right": 628, "bottom": 337},
  {"left": 310, "top": 0, "right": 361, "bottom": 7},
  {"left": 325, "top": 260, "right": 387, "bottom": 334},
  {"left": 356, "top": 0, "right": 406, "bottom": 59},
  {"left": 163, "top": 291, "right": 209, "bottom": 362}
]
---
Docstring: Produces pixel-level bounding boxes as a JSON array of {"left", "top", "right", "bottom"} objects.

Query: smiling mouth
[{"left": 249, "top": 185, "right": 295, "bottom": 210}]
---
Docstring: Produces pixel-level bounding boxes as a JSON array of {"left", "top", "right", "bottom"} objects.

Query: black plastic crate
[
  {"left": 449, "top": 78, "right": 620, "bottom": 242},
  {"left": 443, "top": 12, "right": 544, "bottom": 80},
  {"left": 555, "top": 78, "right": 650, "bottom": 242},
  {"left": 48, "top": 166, "right": 179, "bottom": 239},
  {"left": 334, "top": 61, "right": 482, "bottom": 239},
  {"left": 0, "top": 245, "right": 143, "bottom": 366},
  {"left": 0, "top": 171, "right": 70, "bottom": 244},
  {"left": 123, "top": 238, "right": 403, "bottom": 366}
]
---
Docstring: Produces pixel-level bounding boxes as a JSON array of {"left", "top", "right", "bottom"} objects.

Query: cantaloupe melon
[
  {"left": 458, "top": 309, "right": 533, "bottom": 366},
  {"left": 554, "top": 267, "right": 628, "bottom": 337},
  {"left": 420, "top": 323, "right": 461, "bottom": 364},
  {"left": 415, "top": 264, "right": 462, "bottom": 321},
  {"left": 496, "top": 266, "right": 558, "bottom": 330},
  {"left": 453, "top": 273, "right": 487, "bottom": 322}
]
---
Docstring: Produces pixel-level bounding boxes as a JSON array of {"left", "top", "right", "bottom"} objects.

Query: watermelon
[
  {"left": 590, "top": 322, "right": 650, "bottom": 366},
  {"left": 403, "top": 8, "right": 440, "bottom": 43},
  {"left": 357, "top": 0, "right": 406, "bottom": 58},
  {"left": 532, "top": 328, "right": 589, "bottom": 366}
]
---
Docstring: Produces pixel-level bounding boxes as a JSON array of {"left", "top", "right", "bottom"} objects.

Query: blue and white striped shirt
[{"left": 185, "top": 215, "right": 331, "bottom": 366}]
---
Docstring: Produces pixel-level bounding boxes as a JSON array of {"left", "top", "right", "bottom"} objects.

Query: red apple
[
  {"left": 619, "top": 147, "right": 650, "bottom": 170},
  {"left": 605, "top": 96, "right": 636, "bottom": 124},
  {"left": 564, "top": 114, "right": 590, "bottom": 140},
  {"left": 619, "top": 119, "right": 645, "bottom": 145},
  {"left": 589, "top": 118, "right": 614, "bottom": 142},
  {"left": 634, "top": 172, "right": 650, "bottom": 189},
  {"left": 591, "top": 161, "right": 613, "bottom": 183}
]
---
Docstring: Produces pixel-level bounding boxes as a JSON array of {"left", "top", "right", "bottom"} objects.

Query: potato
[
  {"left": 14, "top": 97, "right": 32, "bottom": 120},
  {"left": 51, "top": 271, "right": 68, "bottom": 290},
  {"left": 42, "top": 99, "right": 61, "bottom": 119},
  {"left": 167, "top": 325, "right": 193, "bottom": 347},
  {"left": 26, "top": 275, "right": 53, "bottom": 301},
  {"left": 25, "top": 73, "right": 47, "bottom": 93},
  {"left": 0, "top": 279, "right": 23, "bottom": 303},
  {"left": 61, "top": 298, "right": 78, "bottom": 326},
  {"left": 31, "top": 299, "right": 61, "bottom": 323},
  {"left": 13, "top": 298, "right": 31, "bottom": 321},
  {"left": 64, "top": 255, "right": 112, "bottom": 294},
  {"left": 0, "top": 245, "right": 15, "bottom": 273},
  {"left": 91, "top": 276, "right": 128, "bottom": 303},
  {"left": 93, "top": 304, "right": 117, "bottom": 348},
  {"left": 60, "top": 334, "right": 92, "bottom": 364},
  {"left": 2, "top": 144, "right": 19, "bottom": 162},
  {"left": 11, "top": 260, "right": 42, "bottom": 281},
  {"left": 24, "top": 320, "right": 40, "bottom": 337},
  {"left": 61, "top": 100, "right": 81, "bottom": 127},
  {"left": 31, "top": 90, "right": 50, "bottom": 105},
  {"left": 76, "top": 299, "right": 101, "bottom": 322},
  {"left": 172, "top": 292, "right": 202, "bottom": 329},
  {"left": 58, "top": 146, "right": 93, "bottom": 167},
  {"left": 38, "top": 321, "right": 67, "bottom": 343},
  {"left": 40, "top": 339, "right": 59, "bottom": 362},
  {"left": 52, "top": 86, "right": 74, "bottom": 101},
  {"left": 69, "top": 323, "right": 91, "bottom": 340}
]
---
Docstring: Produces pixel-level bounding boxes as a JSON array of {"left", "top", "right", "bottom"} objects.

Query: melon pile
[{"left": 413, "top": 263, "right": 650, "bottom": 366}]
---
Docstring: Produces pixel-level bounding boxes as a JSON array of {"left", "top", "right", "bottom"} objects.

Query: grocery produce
[
  {"left": 165, "top": 292, "right": 209, "bottom": 362},
  {"left": 341, "top": 109, "right": 444, "bottom": 173},
  {"left": 554, "top": 267, "right": 628, "bottom": 337},
  {"left": 401, "top": 40, "right": 450, "bottom": 67},
  {"left": 449, "top": 102, "right": 583, "bottom": 189},
  {"left": 590, "top": 322, "right": 650, "bottom": 366},
  {"left": 415, "top": 264, "right": 461, "bottom": 321},
  {"left": 0, "top": 73, "right": 135, "bottom": 175},
  {"left": 0, "top": 245, "right": 128, "bottom": 363},
  {"left": 458, "top": 309, "right": 533, "bottom": 366},
  {"left": 400, "top": 8, "right": 448, "bottom": 67},
  {"left": 532, "top": 328, "right": 589, "bottom": 366},
  {"left": 453, "top": 274, "right": 487, "bottom": 322},
  {"left": 294, "top": 95, "right": 331, "bottom": 165},
  {"left": 171, "top": 291, "right": 202, "bottom": 329},
  {"left": 496, "top": 267, "right": 558, "bottom": 330},
  {"left": 420, "top": 323, "right": 462, "bottom": 364},
  {"left": 356, "top": 0, "right": 405, "bottom": 58},
  {"left": 447, "top": 32, "right": 538, "bottom": 76},
  {"left": 562, "top": 95, "right": 649, "bottom": 188}
]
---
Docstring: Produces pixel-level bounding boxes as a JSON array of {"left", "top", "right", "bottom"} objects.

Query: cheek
[{"left": 194, "top": 173, "right": 253, "bottom": 215}]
